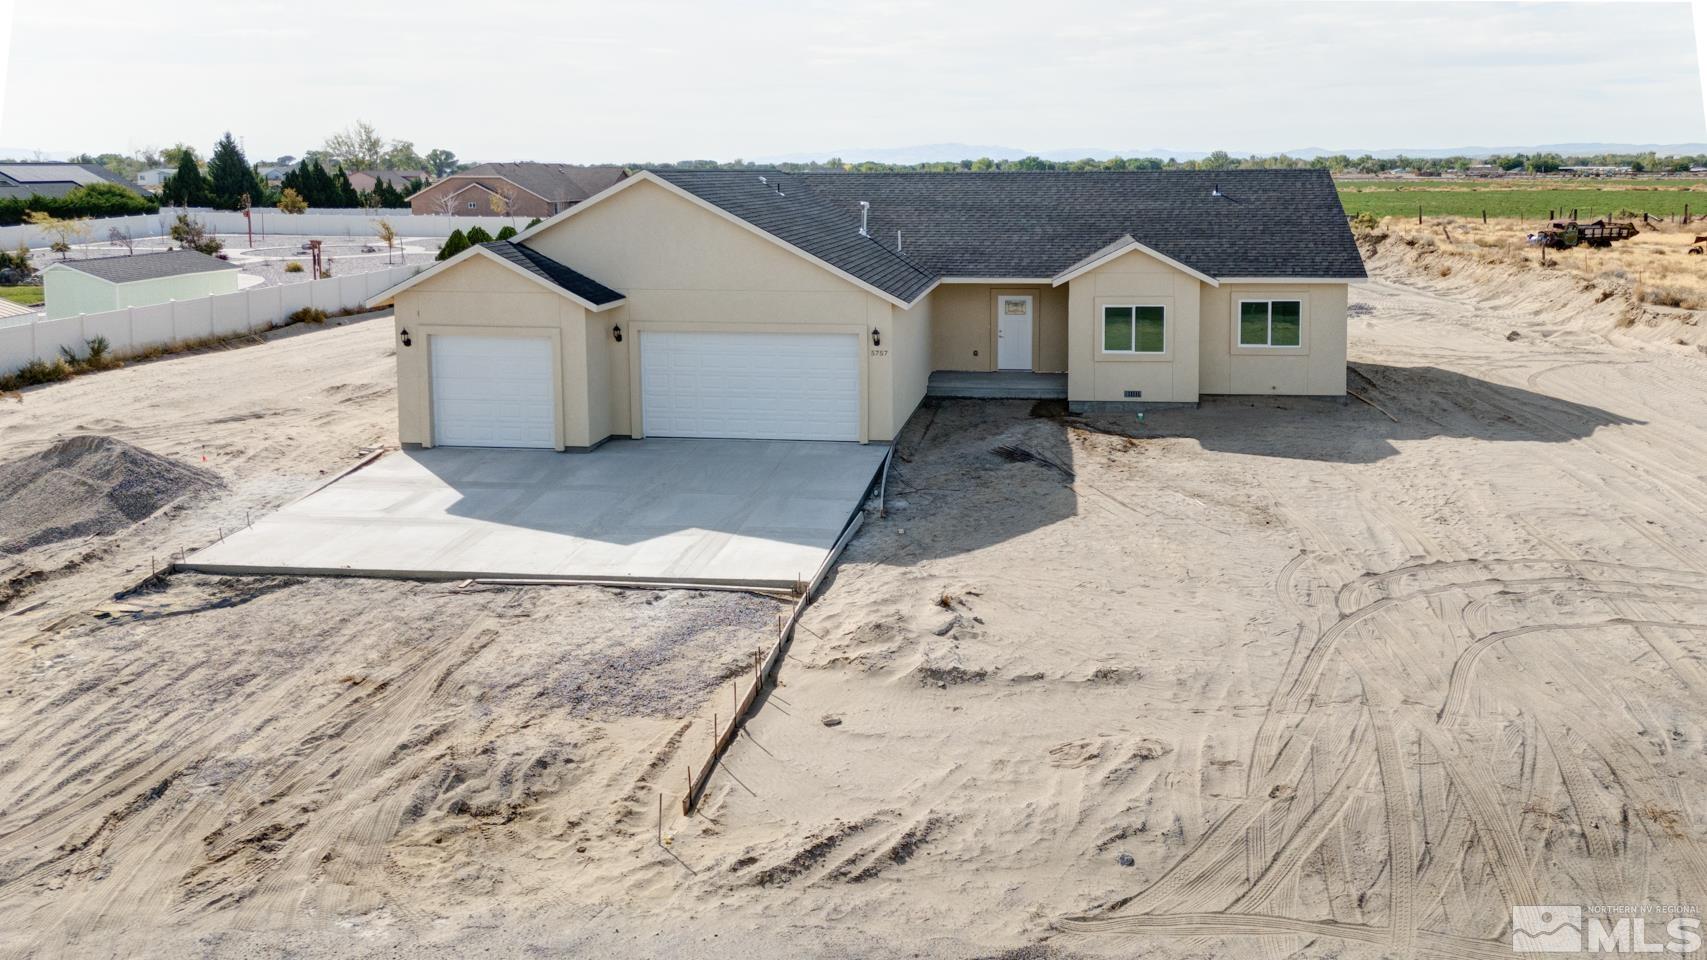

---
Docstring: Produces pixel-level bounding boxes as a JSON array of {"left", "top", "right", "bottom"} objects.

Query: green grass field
[
  {"left": 0, "top": 285, "right": 43, "bottom": 306},
  {"left": 1336, "top": 181, "right": 1707, "bottom": 220}
]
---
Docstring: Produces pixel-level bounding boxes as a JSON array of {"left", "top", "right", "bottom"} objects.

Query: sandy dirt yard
[{"left": 2, "top": 242, "right": 1707, "bottom": 959}]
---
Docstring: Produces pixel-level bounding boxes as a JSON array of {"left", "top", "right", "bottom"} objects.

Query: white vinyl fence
[
  {"left": 0, "top": 264, "right": 420, "bottom": 377},
  {"left": 0, "top": 208, "right": 521, "bottom": 250}
]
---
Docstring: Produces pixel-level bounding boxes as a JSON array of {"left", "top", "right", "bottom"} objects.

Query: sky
[{"left": 0, "top": 0, "right": 1703, "bottom": 164}]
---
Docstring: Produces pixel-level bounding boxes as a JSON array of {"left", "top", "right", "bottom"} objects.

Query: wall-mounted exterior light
[
  {"left": 612, "top": 323, "right": 623, "bottom": 342},
  {"left": 871, "top": 327, "right": 881, "bottom": 347},
  {"left": 399, "top": 328, "right": 412, "bottom": 347}
]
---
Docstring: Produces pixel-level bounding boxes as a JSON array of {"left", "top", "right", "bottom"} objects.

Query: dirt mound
[{"left": 0, "top": 435, "right": 222, "bottom": 554}]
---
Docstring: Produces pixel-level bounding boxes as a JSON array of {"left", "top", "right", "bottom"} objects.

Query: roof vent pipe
[
  {"left": 896, "top": 230, "right": 902, "bottom": 253},
  {"left": 1212, "top": 183, "right": 1223, "bottom": 198},
  {"left": 859, "top": 200, "right": 870, "bottom": 237}
]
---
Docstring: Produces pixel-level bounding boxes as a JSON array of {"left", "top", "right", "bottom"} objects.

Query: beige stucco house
[{"left": 371, "top": 169, "right": 1364, "bottom": 450}]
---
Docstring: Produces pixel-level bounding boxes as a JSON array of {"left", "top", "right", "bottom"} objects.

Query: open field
[
  {"left": 2, "top": 245, "right": 1707, "bottom": 957},
  {"left": 1339, "top": 179, "right": 1707, "bottom": 219}
]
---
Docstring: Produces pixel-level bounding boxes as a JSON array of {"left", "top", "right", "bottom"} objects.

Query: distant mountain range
[{"left": 759, "top": 142, "right": 1707, "bottom": 164}]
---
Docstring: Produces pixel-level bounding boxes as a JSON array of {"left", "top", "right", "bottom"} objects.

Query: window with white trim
[
  {"left": 1238, "top": 299, "right": 1302, "bottom": 347},
  {"left": 1102, "top": 304, "right": 1166, "bottom": 353}
]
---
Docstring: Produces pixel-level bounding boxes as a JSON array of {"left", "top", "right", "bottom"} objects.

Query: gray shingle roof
[
  {"left": 54, "top": 250, "right": 238, "bottom": 283},
  {"left": 647, "top": 169, "right": 1365, "bottom": 300},
  {"left": 480, "top": 241, "right": 624, "bottom": 306},
  {"left": 649, "top": 169, "right": 939, "bottom": 303},
  {"left": 458, "top": 163, "right": 627, "bottom": 204}
]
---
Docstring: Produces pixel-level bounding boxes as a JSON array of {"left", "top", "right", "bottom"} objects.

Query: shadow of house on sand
[
  {"left": 852, "top": 362, "right": 1643, "bottom": 567},
  {"left": 1117, "top": 361, "right": 1645, "bottom": 465}
]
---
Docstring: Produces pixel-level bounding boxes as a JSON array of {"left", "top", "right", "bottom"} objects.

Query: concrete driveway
[{"left": 185, "top": 440, "right": 889, "bottom": 589}]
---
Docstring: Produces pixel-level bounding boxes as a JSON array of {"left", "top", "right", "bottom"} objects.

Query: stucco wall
[
  {"left": 391, "top": 254, "right": 592, "bottom": 450},
  {"left": 889, "top": 291, "right": 932, "bottom": 437},
  {"left": 925, "top": 283, "right": 1067, "bottom": 373},
  {"left": 1198, "top": 283, "right": 1348, "bottom": 396},
  {"left": 524, "top": 177, "right": 899, "bottom": 442},
  {"left": 1065, "top": 248, "right": 1202, "bottom": 404}
]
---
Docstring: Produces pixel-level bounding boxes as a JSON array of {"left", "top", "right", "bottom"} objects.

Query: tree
[
  {"left": 375, "top": 219, "right": 398, "bottom": 264},
  {"left": 332, "top": 165, "right": 359, "bottom": 207},
  {"left": 436, "top": 228, "right": 471, "bottom": 261},
  {"left": 495, "top": 225, "right": 517, "bottom": 241},
  {"left": 381, "top": 140, "right": 426, "bottom": 172},
  {"left": 490, "top": 183, "right": 522, "bottom": 226},
  {"left": 107, "top": 226, "right": 134, "bottom": 254},
  {"left": 277, "top": 187, "right": 308, "bottom": 214},
  {"left": 160, "top": 143, "right": 196, "bottom": 168},
  {"left": 206, "top": 132, "right": 266, "bottom": 211},
  {"left": 525, "top": 217, "right": 542, "bottom": 229},
  {"left": 423, "top": 148, "right": 459, "bottom": 178},
  {"left": 169, "top": 213, "right": 222, "bottom": 255},
  {"left": 26, "top": 211, "right": 91, "bottom": 258},
  {"left": 323, "top": 120, "right": 386, "bottom": 170},
  {"left": 159, "top": 149, "right": 210, "bottom": 207},
  {"left": 464, "top": 225, "right": 493, "bottom": 245}
]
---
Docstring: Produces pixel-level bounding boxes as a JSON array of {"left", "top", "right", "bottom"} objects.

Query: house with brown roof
[{"left": 407, "top": 163, "right": 627, "bottom": 218}]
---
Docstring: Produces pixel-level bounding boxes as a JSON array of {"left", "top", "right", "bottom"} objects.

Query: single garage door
[
  {"left": 431, "top": 335, "right": 556, "bottom": 448},
  {"left": 641, "top": 331, "right": 860, "bottom": 441}
]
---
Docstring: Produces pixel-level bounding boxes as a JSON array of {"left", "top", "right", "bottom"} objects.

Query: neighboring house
[
  {"left": 371, "top": 169, "right": 1364, "bottom": 450},
  {"left": 257, "top": 165, "right": 292, "bottom": 184},
  {"left": 42, "top": 250, "right": 240, "bottom": 320},
  {"left": 347, "top": 170, "right": 428, "bottom": 194},
  {"left": 0, "top": 162, "right": 142, "bottom": 201},
  {"left": 407, "top": 163, "right": 627, "bottom": 218},
  {"left": 135, "top": 167, "right": 176, "bottom": 190}
]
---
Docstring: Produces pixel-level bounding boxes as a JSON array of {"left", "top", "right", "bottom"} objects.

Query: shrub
[
  {"left": 0, "top": 356, "right": 73, "bottom": 391},
  {"left": 525, "top": 217, "right": 542, "bottom": 229},
  {"left": 284, "top": 261, "right": 304, "bottom": 273},
  {"left": 464, "top": 225, "right": 493, "bottom": 245},
  {"left": 436, "top": 228, "right": 471, "bottom": 261},
  {"left": 1350, "top": 211, "right": 1380, "bottom": 232},
  {"left": 495, "top": 225, "right": 518, "bottom": 241},
  {"left": 289, "top": 306, "right": 329, "bottom": 325},
  {"left": 169, "top": 214, "right": 222, "bottom": 255}
]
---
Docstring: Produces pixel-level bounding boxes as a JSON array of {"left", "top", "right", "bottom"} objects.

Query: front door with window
[{"left": 996, "top": 295, "right": 1033, "bottom": 370}]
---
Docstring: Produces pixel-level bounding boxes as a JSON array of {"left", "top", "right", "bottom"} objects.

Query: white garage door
[
  {"left": 641, "top": 331, "right": 860, "bottom": 441},
  {"left": 430, "top": 335, "right": 555, "bottom": 448}
]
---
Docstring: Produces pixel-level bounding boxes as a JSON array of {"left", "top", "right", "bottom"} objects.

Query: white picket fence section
[
  {"left": 0, "top": 208, "right": 521, "bottom": 249},
  {"left": 0, "top": 264, "right": 420, "bottom": 377}
]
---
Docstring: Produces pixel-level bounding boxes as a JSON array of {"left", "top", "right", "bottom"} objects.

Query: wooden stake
[{"left": 657, "top": 793, "right": 662, "bottom": 844}]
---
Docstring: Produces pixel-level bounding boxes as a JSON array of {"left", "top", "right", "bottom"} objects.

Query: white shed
[{"left": 42, "top": 250, "right": 241, "bottom": 320}]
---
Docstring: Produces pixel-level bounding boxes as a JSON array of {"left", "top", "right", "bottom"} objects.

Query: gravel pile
[{"left": 0, "top": 435, "right": 223, "bottom": 554}]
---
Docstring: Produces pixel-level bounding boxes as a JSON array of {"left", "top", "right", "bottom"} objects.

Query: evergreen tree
[
  {"left": 333, "top": 166, "right": 359, "bottom": 208},
  {"left": 308, "top": 162, "right": 337, "bottom": 207},
  {"left": 436, "top": 228, "right": 471, "bottom": 261},
  {"left": 525, "top": 217, "right": 542, "bottom": 229},
  {"left": 206, "top": 132, "right": 266, "bottom": 210},
  {"left": 495, "top": 225, "right": 517, "bottom": 241},
  {"left": 464, "top": 225, "right": 493, "bottom": 245},
  {"left": 159, "top": 149, "right": 210, "bottom": 207}
]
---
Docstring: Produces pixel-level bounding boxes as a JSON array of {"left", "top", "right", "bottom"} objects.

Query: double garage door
[{"left": 429, "top": 331, "right": 860, "bottom": 447}]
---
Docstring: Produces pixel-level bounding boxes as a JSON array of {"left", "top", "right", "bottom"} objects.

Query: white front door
[
  {"left": 430, "top": 335, "right": 556, "bottom": 448},
  {"left": 641, "top": 331, "right": 861, "bottom": 441},
  {"left": 996, "top": 295, "right": 1033, "bottom": 370}
]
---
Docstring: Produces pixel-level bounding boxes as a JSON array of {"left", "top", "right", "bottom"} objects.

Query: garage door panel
[
  {"left": 641, "top": 331, "right": 859, "bottom": 441},
  {"left": 431, "top": 335, "right": 556, "bottom": 448}
]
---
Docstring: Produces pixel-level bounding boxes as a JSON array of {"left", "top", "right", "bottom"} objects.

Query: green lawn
[
  {"left": 0, "top": 285, "right": 43, "bottom": 306},
  {"left": 1336, "top": 181, "right": 1707, "bottom": 220}
]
